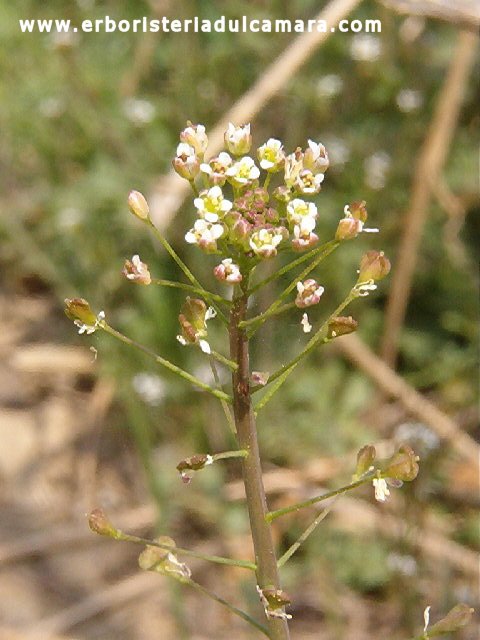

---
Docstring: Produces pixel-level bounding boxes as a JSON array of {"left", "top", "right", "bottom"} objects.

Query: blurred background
[{"left": 0, "top": 0, "right": 479, "bottom": 639}]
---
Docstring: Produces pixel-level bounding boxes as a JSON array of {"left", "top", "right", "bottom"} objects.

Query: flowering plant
[{"left": 66, "top": 122, "right": 472, "bottom": 639}]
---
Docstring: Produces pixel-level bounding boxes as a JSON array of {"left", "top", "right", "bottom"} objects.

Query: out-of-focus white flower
[
  {"left": 132, "top": 372, "right": 166, "bottom": 406},
  {"left": 39, "top": 97, "right": 65, "bottom": 119},
  {"left": 316, "top": 74, "right": 344, "bottom": 98},
  {"left": 396, "top": 89, "right": 423, "bottom": 113},
  {"left": 424, "top": 606, "right": 431, "bottom": 633},
  {"left": 123, "top": 98, "right": 156, "bottom": 126},
  {"left": 350, "top": 34, "right": 382, "bottom": 62},
  {"left": 364, "top": 151, "right": 391, "bottom": 190}
]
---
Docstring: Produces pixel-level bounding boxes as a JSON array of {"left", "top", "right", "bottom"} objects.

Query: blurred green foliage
[{"left": 1, "top": 0, "right": 478, "bottom": 634}]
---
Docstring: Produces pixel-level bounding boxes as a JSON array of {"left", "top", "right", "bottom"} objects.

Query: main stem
[{"left": 230, "top": 292, "right": 290, "bottom": 640}]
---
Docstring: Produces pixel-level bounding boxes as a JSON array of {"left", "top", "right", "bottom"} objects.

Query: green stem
[
  {"left": 119, "top": 532, "right": 256, "bottom": 571},
  {"left": 247, "top": 241, "right": 339, "bottom": 335},
  {"left": 187, "top": 579, "right": 271, "bottom": 638},
  {"left": 229, "top": 292, "right": 290, "bottom": 640},
  {"left": 209, "top": 357, "right": 237, "bottom": 434},
  {"left": 266, "top": 476, "right": 372, "bottom": 522},
  {"left": 152, "top": 278, "right": 230, "bottom": 306},
  {"left": 210, "top": 349, "right": 238, "bottom": 372},
  {"left": 277, "top": 499, "right": 338, "bottom": 568},
  {"left": 147, "top": 219, "right": 228, "bottom": 324},
  {"left": 212, "top": 449, "right": 249, "bottom": 462},
  {"left": 253, "top": 290, "right": 357, "bottom": 410},
  {"left": 239, "top": 303, "right": 296, "bottom": 330},
  {"left": 247, "top": 240, "right": 338, "bottom": 296},
  {"left": 101, "top": 323, "right": 232, "bottom": 404}
]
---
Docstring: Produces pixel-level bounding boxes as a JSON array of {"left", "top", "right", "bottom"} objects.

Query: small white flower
[
  {"left": 286, "top": 198, "right": 318, "bottom": 227},
  {"left": 294, "top": 169, "right": 324, "bottom": 195},
  {"left": 200, "top": 152, "right": 232, "bottom": 186},
  {"left": 396, "top": 89, "right": 423, "bottom": 113},
  {"left": 301, "top": 313, "right": 312, "bottom": 333},
  {"left": 123, "top": 98, "right": 156, "bottom": 126},
  {"left": 194, "top": 186, "right": 232, "bottom": 222},
  {"left": 284, "top": 151, "right": 304, "bottom": 187},
  {"left": 373, "top": 477, "right": 390, "bottom": 502},
  {"left": 257, "top": 138, "right": 285, "bottom": 172},
  {"left": 249, "top": 228, "right": 283, "bottom": 258},
  {"left": 180, "top": 123, "right": 208, "bottom": 156},
  {"left": 350, "top": 34, "right": 382, "bottom": 62},
  {"left": 224, "top": 123, "right": 252, "bottom": 155},
  {"left": 304, "top": 140, "right": 329, "bottom": 174},
  {"left": 226, "top": 156, "right": 260, "bottom": 187},
  {"left": 295, "top": 279, "right": 324, "bottom": 308},
  {"left": 74, "top": 310, "right": 105, "bottom": 335},
  {"left": 354, "top": 280, "right": 378, "bottom": 297},
  {"left": 185, "top": 219, "right": 224, "bottom": 252},
  {"left": 213, "top": 258, "right": 242, "bottom": 284},
  {"left": 292, "top": 224, "right": 319, "bottom": 252}
]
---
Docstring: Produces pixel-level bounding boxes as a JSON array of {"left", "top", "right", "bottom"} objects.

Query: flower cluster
[{"left": 172, "top": 122, "right": 331, "bottom": 281}]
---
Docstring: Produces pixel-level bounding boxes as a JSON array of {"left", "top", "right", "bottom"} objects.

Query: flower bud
[
  {"left": 428, "top": 603, "right": 474, "bottom": 635},
  {"left": 358, "top": 250, "right": 391, "bottom": 282},
  {"left": 303, "top": 140, "right": 329, "bottom": 174},
  {"left": 122, "top": 255, "right": 151, "bottom": 285},
  {"left": 178, "top": 297, "right": 208, "bottom": 344},
  {"left": 348, "top": 200, "right": 368, "bottom": 223},
  {"left": 128, "top": 190, "right": 150, "bottom": 220},
  {"left": 327, "top": 316, "right": 358, "bottom": 339},
  {"left": 335, "top": 216, "right": 362, "bottom": 241},
  {"left": 383, "top": 445, "right": 419, "bottom": 482},
  {"left": 355, "top": 445, "right": 376, "bottom": 477},
  {"left": 88, "top": 508, "right": 118, "bottom": 538},
  {"left": 273, "top": 185, "right": 292, "bottom": 203},
  {"left": 172, "top": 143, "right": 200, "bottom": 180},
  {"left": 65, "top": 298, "right": 96, "bottom": 326},
  {"left": 179, "top": 122, "right": 208, "bottom": 157},
  {"left": 295, "top": 279, "right": 324, "bottom": 308},
  {"left": 224, "top": 122, "right": 252, "bottom": 155},
  {"left": 213, "top": 258, "right": 242, "bottom": 284},
  {"left": 176, "top": 453, "right": 213, "bottom": 483}
]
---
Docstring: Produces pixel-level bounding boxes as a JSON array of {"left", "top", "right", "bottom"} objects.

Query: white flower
[
  {"left": 224, "top": 123, "right": 252, "bottom": 155},
  {"left": 292, "top": 224, "right": 319, "bottom": 251},
  {"left": 74, "top": 310, "right": 105, "bottom": 335},
  {"left": 249, "top": 228, "right": 283, "bottom": 258},
  {"left": 173, "top": 142, "right": 200, "bottom": 180},
  {"left": 200, "top": 152, "right": 232, "bottom": 186},
  {"left": 284, "top": 151, "right": 304, "bottom": 187},
  {"left": 316, "top": 74, "right": 343, "bottom": 98},
  {"left": 304, "top": 140, "right": 329, "bottom": 174},
  {"left": 301, "top": 313, "right": 312, "bottom": 333},
  {"left": 194, "top": 186, "right": 232, "bottom": 222},
  {"left": 123, "top": 98, "right": 156, "bottom": 126},
  {"left": 214, "top": 258, "right": 242, "bottom": 284},
  {"left": 373, "top": 477, "right": 390, "bottom": 502},
  {"left": 180, "top": 123, "right": 208, "bottom": 156},
  {"left": 295, "top": 279, "right": 324, "bottom": 308},
  {"left": 198, "top": 339, "right": 211, "bottom": 354},
  {"left": 354, "top": 280, "right": 378, "bottom": 297},
  {"left": 396, "top": 89, "right": 423, "bottom": 113},
  {"left": 185, "top": 218, "right": 224, "bottom": 252},
  {"left": 257, "top": 138, "right": 285, "bottom": 172},
  {"left": 286, "top": 198, "right": 318, "bottom": 227},
  {"left": 350, "top": 34, "right": 382, "bottom": 62},
  {"left": 364, "top": 151, "right": 391, "bottom": 190},
  {"left": 294, "top": 169, "right": 324, "bottom": 195},
  {"left": 226, "top": 156, "right": 260, "bottom": 187}
]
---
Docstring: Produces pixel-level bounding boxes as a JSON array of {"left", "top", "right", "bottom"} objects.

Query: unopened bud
[
  {"left": 358, "top": 250, "right": 391, "bottom": 282},
  {"left": 428, "top": 603, "right": 474, "bottom": 635},
  {"left": 224, "top": 123, "right": 252, "bottom": 155},
  {"left": 176, "top": 453, "right": 213, "bottom": 483},
  {"left": 65, "top": 298, "right": 96, "bottom": 326},
  {"left": 88, "top": 508, "right": 118, "bottom": 538},
  {"left": 383, "top": 445, "right": 419, "bottom": 482},
  {"left": 327, "top": 316, "right": 358, "bottom": 339},
  {"left": 335, "top": 216, "right": 362, "bottom": 241},
  {"left": 128, "top": 190, "right": 150, "bottom": 220},
  {"left": 355, "top": 445, "right": 376, "bottom": 478}
]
